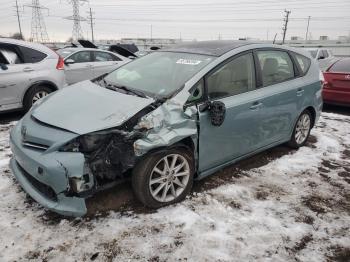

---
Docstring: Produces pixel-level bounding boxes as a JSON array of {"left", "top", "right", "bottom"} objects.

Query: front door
[{"left": 198, "top": 52, "right": 262, "bottom": 172}]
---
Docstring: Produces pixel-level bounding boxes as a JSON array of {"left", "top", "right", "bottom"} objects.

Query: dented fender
[{"left": 133, "top": 98, "right": 199, "bottom": 157}]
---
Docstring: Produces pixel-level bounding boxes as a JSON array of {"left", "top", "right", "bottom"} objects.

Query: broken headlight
[{"left": 61, "top": 134, "right": 109, "bottom": 153}]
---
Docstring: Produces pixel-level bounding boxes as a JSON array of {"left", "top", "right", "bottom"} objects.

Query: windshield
[
  {"left": 307, "top": 50, "right": 317, "bottom": 58},
  {"left": 104, "top": 51, "right": 214, "bottom": 97},
  {"left": 56, "top": 49, "right": 76, "bottom": 58}
]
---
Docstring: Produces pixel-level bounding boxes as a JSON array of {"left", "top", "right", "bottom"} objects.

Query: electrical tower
[
  {"left": 65, "top": 0, "right": 88, "bottom": 41},
  {"left": 25, "top": 0, "right": 50, "bottom": 43},
  {"left": 282, "top": 9, "right": 291, "bottom": 45}
]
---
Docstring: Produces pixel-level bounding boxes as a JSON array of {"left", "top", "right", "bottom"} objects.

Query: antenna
[
  {"left": 282, "top": 9, "right": 291, "bottom": 45},
  {"left": 24, "top": 0, "right": 50, "bottom": 43},
  {"left": 65, "top": 0, "right": 88, "bottom": 41}
]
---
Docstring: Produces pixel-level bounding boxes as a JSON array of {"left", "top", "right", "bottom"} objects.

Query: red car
[{"left": 323, "top": 58, "right": 350, "bottom": 106}]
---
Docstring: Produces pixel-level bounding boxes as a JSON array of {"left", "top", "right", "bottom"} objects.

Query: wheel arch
[
  {"left": 304, "top": 106, "right": 316, "bottom": 127},
  {"left": 22, "top": 80, "right": 58, "bottom": 105}
]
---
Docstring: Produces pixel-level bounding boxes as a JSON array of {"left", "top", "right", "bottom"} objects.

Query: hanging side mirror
[{"left": 209, "top": 101, "right": 226, "bottom": 126}]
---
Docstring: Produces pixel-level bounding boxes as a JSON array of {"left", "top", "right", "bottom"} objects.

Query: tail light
[{"left": 56, "top": 56, "right": 64, "bottom": 70}]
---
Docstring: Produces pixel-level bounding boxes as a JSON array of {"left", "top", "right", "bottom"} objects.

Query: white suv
[
  {"left": 306, "top": 48, "right": 337, "bottom": 71},
  {"left": 0, "top": 38, "right": 66, "bottom": 112}
]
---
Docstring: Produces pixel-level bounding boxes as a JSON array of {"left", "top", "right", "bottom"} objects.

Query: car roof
[
  {"left": 0, "top": 37, "right": 56, "bottom": 56},
  {"left": 59, "top": 47, "right": 107, "bottom": 52},
  {"left": 161, "top": 40, "right": 255, "bottom": 56}
]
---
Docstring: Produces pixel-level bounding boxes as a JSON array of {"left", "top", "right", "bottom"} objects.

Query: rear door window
[
  {"left": 93, "top": 51, "right": 121, "bottom": 62},
  {"left": 18, "top": 46, "right": 47, "bottom": 63},
  {"left": 69, "top": 51, "right": 92, "bottom": 63},
  {"left": 257, "top": 50, "right": 295, "bottom": 87},
  {"left": 294, "top": 53, "right": 311, "bottom": 75},
  {"left": 329, "top": 59, "right": 350, "bottom": 73}
]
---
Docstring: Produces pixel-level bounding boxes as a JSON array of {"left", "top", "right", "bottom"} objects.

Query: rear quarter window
[
  {"left": 329, "top": 59, "right": 350, "bottom": 73},
  {"left": 18, "top": 46, "right": 47, "bottom": 63},
  {"left": 294, "top": 53, "right": 311, "bottom": 75}
]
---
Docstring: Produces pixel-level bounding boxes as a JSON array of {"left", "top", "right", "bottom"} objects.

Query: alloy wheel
[
  {"left": 32, "top": 91, "right": 49, "bottom": 104},
  {"left": 149, "top": 154, "right": 190, "bottom": 203},
  {"left": 295, "top": 113, "right": 311, "bottom": 145}
]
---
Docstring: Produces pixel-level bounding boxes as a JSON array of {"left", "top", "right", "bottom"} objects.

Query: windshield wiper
[{"left": 103, "top": 80, "right": 148, "bottom": 98}]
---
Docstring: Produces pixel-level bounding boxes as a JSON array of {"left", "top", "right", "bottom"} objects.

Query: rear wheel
[
  {"left": 132, "top": 148, "right": 194, "bottom": 208},
  {"left": 23, "top": 85, "right": 52, "bottom": 112},
  {"left": 288, "top": 110, "right": 312, "bottom": 148}
]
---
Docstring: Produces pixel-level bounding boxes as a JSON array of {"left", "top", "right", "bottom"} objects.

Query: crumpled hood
[{"left": 31, "top": 81, "right": 154, "bottom": 134}]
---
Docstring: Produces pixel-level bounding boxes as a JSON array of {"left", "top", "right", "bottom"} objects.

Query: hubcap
[
  {"left": 149, "top": 154, "right": 190, "bottom": 203},
  {"left": 32, "top": 91, "right": 49, "bottom": 104},
  {"left": 295, "top": 113, "right": 311, "bottom": 144}
]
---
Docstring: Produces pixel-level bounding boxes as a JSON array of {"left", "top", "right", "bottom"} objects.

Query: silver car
[
  {"left": 0, "top": 38, "right": 66, "bottom": 112},
  {"left": 57, "top": 48, "right": 130, "bottom": 85}
]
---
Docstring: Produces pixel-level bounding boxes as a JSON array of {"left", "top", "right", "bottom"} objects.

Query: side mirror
[
  {"left": 0, "top": 63, "right": 8, "bottom": 70},
  {"left": 318, "top": 56, "right": 325, "bottom": 60},
  {"left": 209, "top": 101, "right": 226, "bottom": 126},
  {"left": 65, "top": 59, "right": 75, "bottom": 65}
]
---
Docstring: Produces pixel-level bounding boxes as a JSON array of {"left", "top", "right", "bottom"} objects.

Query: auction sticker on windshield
[{"left": 176, "top": 59, "right": 202, "bottom": 65}]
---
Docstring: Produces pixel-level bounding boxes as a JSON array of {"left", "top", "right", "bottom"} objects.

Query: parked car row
[
  {"left": 8, "top": 40, "right": 324, "bottom": 216},
  {"left": 0, "top": 38, "right": 131, "bottom": 113}
]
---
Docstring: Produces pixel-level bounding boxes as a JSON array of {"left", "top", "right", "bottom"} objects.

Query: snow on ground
[{"left": 0, "top": 112, "right": 349, "bottom": 262}]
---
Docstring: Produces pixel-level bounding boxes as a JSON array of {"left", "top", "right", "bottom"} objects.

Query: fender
[{"left": 21, "top": 80, "right": 58, "bottom": 104}]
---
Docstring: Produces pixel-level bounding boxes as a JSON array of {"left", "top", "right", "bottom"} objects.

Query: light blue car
[{"left": 10, "top": 41, "right": 323, "bottom": 216}]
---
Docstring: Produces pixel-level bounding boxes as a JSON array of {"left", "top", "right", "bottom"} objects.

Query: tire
[
  {"left": 23, "top": 85, "right": 52, "bottom": 112},
  {"left": 288, "top": 110, "right": 312, "bottom": 149},
  {"left": 132, "top": 147, "right": 194, "bottom": 208}
]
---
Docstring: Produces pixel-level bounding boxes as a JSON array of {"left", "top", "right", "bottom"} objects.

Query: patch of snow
[{"left": 0, "top": 114, "right": 349, "bottom": 261}]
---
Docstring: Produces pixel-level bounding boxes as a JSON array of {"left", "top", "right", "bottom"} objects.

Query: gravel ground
[{"left": 0, "top": 110, "right": 349, "bottom": 262}]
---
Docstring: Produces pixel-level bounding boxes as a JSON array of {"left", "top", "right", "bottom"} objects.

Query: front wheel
[
  {"left": 288, "top": 110, "right": 312, "bottom": 148},
  {"left": 132, "top": 148, "right": 194, "bottom": 208}
]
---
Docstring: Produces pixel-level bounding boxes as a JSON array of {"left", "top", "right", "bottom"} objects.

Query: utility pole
[
  {"left": 305, "top": 16, "right": 311, "bottom": 42},
  {"left": 25, "top": 0, "right": 50, "bottom": 43},
  {"left": 150, "top": 24, "right": 153, "bottom": 40},
  {"left": 87, "top": 7, "right": 95, "bottom": 42},
  {"left": 65, "top": 0, "right": 88, "bottom": 41},
  {"left": 14, "top": 0, "right": 23, "bottom": 39},
  {"left": 282, "top": 9, "right": 291, "bottom": 44}
]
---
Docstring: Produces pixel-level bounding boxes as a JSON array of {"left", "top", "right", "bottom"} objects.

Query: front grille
[
  {"left": 22, "top": 141, "right": 49, "bottom": 151},
  {"left": 17, "top": 162, "right": 58, "bottom": 202}
]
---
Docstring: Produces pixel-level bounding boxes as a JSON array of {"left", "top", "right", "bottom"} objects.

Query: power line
[
  {"left": 282, "top": 9, "right": 291, "bottom": 44},
  {"left": 24, "top": 0, "right": 50, "bottom": 42}
]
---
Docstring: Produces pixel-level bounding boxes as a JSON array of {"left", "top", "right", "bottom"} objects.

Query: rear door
[
  {"left": 90, "top": 51, "right": 122, "bottom": 78},
  {"left": 0, "top": 44, "right": 43, "bottom": 106},
  {"left": 64, "top": 51, "right": 93, "bottom": 84},
  {"left": 254, "top": 49, "right": 302, "bottom": 146}
]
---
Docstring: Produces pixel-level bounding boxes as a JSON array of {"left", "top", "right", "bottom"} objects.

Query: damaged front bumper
[{"left": 9, "top": 120, "right": 88, "bottom": 217}]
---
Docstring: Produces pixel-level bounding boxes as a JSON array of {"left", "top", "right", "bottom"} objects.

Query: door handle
[
  {"left": 0, "top": 85, "right": 7, "bottom": 88},
  {"left": 296, "top": 88, "right": 304, "bottom": 96},
  {"left": 23, "top": 67, "right": 34, "bottom": 72},
  {"left": 250, "top": 101, "right": 263, "bottom": 110}
]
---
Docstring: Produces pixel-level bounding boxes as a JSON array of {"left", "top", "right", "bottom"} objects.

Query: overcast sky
[{"left": 0, "top": 0, "right": 349, "bottom": 42}]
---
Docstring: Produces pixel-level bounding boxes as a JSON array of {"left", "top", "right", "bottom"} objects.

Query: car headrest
[{"left": 263, "top": 58, "right": 278, "bottom": 76}]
